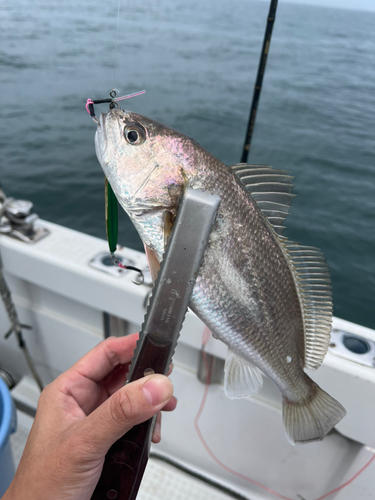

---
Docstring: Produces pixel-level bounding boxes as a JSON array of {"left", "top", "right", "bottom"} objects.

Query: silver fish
[{"left": 95, "top": 109, "right": 346, "bottom": 444}]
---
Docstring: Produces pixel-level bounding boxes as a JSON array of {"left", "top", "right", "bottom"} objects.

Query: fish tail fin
[{"left": 282, "top": 383, "right": 346, "bottom": 445}]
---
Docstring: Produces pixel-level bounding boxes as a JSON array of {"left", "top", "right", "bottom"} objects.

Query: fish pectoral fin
[
  {"left": 224, "top": 350, "right": 263, "bottom": 399},
  {"left": 144, "top": 244, "right": 161, "bottom": 282}
]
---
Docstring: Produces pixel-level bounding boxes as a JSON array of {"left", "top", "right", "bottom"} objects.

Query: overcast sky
[{"left": 283, "top": 0, "right": 375, "bottom": 12}]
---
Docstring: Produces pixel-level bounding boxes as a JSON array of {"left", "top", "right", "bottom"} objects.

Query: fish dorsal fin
[
  {"left": 224, "top": 349, "right": 263, "bottom": 398},
  {"left": 230, "top": 164, "right": 295, "bottom": 235},
  {"left": 230, "top": 164, "right": 332, "bottom": 370},
  {"left": 281, "top": 241, "right": 332, "bottom": 370}
]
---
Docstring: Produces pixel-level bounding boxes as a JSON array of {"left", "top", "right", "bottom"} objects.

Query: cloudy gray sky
[{"left": 284, "top": 0, "right": 375, "bottom": 11}]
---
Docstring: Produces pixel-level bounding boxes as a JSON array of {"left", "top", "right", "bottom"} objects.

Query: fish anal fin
[
  {"left": 224, "top": 350, "right": 263, "bottom": 399},
  {"left": 144, "top": 245, "right": 160, "bottom": 282}
]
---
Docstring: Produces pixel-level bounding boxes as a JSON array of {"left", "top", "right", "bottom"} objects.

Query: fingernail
[{"left": 142, "top": 376, "right": 172, "bottom": 406}]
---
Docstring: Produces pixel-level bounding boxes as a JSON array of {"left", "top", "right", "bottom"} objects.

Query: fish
[{"left": 95, "top": 108, "right": 346, "bottom": 444}]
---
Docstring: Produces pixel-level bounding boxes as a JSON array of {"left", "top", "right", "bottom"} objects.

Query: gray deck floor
[{"left": 10, "top": 410, "right": 236, "bottom": 500}]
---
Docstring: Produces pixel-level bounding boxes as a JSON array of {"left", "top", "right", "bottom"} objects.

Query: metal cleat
[{"left": 0, "top": 189, "right": 49, "bottom": 244}]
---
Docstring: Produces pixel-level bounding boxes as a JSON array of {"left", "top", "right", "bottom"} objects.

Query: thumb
[{"left": 80, "top": 374, "right": 174, "bottom": 455}]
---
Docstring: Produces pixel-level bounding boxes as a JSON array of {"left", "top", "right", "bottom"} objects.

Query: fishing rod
[{"left": 240, "top": 0, "right": 278, "bottom": 163}]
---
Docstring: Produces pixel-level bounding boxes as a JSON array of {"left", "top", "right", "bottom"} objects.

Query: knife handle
[
  {"left": 90, "top": 416, "right": 155, "bottom": 500},
  {"left": 91, "top": 336, "right": 171, "bottom": 500},
  {"left": 128, "top": 335, "right": 172, "bottom": 383}
]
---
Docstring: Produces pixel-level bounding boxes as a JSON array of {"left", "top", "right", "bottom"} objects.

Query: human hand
[{"left": 3, "top": 334, "right": 176, "bottom": 500}]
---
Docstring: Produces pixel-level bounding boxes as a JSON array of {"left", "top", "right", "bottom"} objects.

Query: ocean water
[{"left": 0, "top": 0, "right": 374, "bottom": 329}]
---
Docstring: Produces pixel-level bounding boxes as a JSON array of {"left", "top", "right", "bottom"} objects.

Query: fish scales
[
  {"left": 188, "top": 155, "right": 307, "bottom": 401},
  {"left": 95, "top": 109, "right": 346, "bottom": 444}
]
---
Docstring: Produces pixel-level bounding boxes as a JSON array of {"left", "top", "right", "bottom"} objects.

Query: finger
[
  {"left": 102, "top": 359, "right": 172, "bottom": 394},
  {"left": 105, "top": 368, "right": 177, "bottom": 401},
  {"left": 79, "top": 374, "right": 174, "bottom": 456},
  {"left": 104, "top": 378, "right": 176, "bottom": 410},
  {"left": 104, "top": 364, "right": 129, "bottom": 396},
  {"left": 162, "top": 396, "right": 177, "bottom": 412},
  {"left": 75, "top": 365, "right": 130, "bottom": 415},
  {"left": 69, "top": 334, "right": 139, "bottom": 383},
  {"left": 152, "top": 412, "right": 162, "bottom": 443}
]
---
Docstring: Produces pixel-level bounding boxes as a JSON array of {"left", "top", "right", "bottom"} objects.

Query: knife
[{"left": 91, "top": 188, "right": 221, "bottom": 500}]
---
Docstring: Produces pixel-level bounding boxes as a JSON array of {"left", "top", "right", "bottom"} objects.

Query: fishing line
[
  {"left": 195, "top": 329, "right": 375, "bottom": 500},
  {"left": 113, "top": 0, "right": 122, "bottom": 90},
  {"left": 314, "top": 453, "right": 375, "bottom": 500}
]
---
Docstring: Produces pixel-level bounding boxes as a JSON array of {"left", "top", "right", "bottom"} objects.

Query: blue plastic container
[{"left": 0, "top": 377, "right": 17, "bottom": 497}]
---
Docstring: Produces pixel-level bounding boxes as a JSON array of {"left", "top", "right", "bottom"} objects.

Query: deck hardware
[
  {"left": 342, "top": 335, "right": 370, "bottom": 355},
  {"left": 328, "top": 329, "right": 375, "bottom": 367},
  {"left": 0, "top": 189, "right": 49, "bottom": 244},
  {"left": 89, "top": 251, "right": 139, "bottom": 279}
]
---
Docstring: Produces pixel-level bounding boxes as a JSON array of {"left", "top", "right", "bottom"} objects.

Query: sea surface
[{"left": 1, "top": 0, "right": 374, "bottom": 329}]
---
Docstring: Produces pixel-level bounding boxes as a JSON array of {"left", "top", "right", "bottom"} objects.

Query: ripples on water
[{"left": 0, "top": 0, "right": 374, "bottom": 329}]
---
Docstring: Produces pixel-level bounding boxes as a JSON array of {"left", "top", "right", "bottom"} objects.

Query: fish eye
[{"left": 124, "top": 122, "right": 146, "bottom": 145}]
